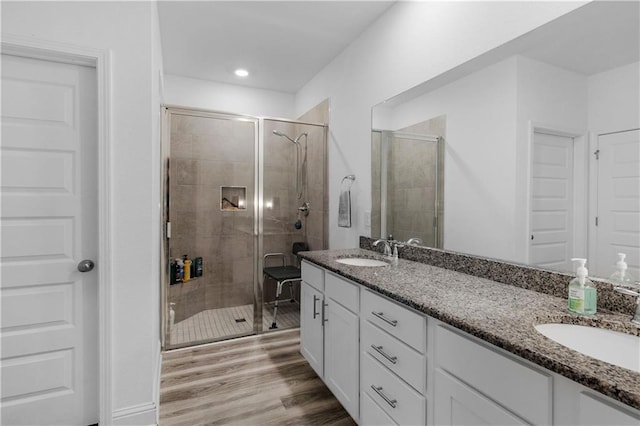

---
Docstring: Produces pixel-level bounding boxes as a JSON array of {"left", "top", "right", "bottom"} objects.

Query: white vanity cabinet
[
  {"left": 432, "top": 320, "right": 640, "bottom": 426},
  {"left": 433, "top": 321, "right": 552, "bottom": 425},
  {"left": 360, "top": 289, "right": 427, "bottom": 425},
  {"left": 301, "top": 260, "right": 640, "bottom": 426},
  {"left": 300, "top": 262, "right": 325, "bottom": 377},
  {"left": 324, "top": 273, "right": 360, "bottom": 420},
  {"left": 300, "top": 261, "right": 360, "bottom": 421}
]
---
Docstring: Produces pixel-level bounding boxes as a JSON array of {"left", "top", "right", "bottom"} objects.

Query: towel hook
[{"left": 342, "top": 174, "right": 356, "bottom": 187}]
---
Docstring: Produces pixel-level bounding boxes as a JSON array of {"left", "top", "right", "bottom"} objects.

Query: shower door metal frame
[
  {"left": 160, "top": 106, "right": 260, "bottom": 350},
  {"left": 378, "top": 130, "right": 443, "bottom": 247}
]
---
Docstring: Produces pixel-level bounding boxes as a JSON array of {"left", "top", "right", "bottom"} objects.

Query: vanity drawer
[
  {"left": 361, "top": 391, "right": 398, "bottom": 426},
  {"left": 361, "top": 289, "right": 426, "bottom": 353},
  {"left": 435, "top": 324, "right": 552, "bottom": 426},
  {"left": 362, "top": 352, "right": 426, "bottom": 426},
  {"left": 325, "top": 272, "right": 359, "bottom": 313},
  {"left": 301, "top": 261, "right": 324, "bottom": 292},
  {"left": 361, "top": 319, "right": 426, "bottom": 394}
]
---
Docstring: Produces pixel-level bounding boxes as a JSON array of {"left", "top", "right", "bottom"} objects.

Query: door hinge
[
  {"left": 595, "top": 217, "right": 598, "bottom": 227},
  {"left": 166, "top": 221, "right": 171, "bottom": 238},
  {"left": 594, "top": 149, "right": 600, "bottom": 160}
]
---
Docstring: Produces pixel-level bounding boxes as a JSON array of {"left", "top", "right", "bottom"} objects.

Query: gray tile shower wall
[{"left": 360, "top": 236, "right": 637, "bottom": 316}]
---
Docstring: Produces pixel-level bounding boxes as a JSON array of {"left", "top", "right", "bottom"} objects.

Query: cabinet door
[
  {"left": 579, "top": 392, "right": 640, "bottom": 426},
  {"left": 325, "top": 298, "right": 359, "bottom": 421},
  {"left": 434, "top": 369, "right": 528, "bottom": 426},
  {"left": 300, "top": 281, "right": 323, "bottom": 377}
]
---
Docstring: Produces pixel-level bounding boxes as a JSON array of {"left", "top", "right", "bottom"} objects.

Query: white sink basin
[
  {"left": 535, "top": 323, "right": 640, "bottom": 372},
  {"left": 336, "top": 257, "right": 389, "bottom": 267}
]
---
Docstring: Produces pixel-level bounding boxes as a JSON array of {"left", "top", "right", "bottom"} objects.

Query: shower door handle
[{"left": 312, "top": 295, "right": 319, "bottom": 319}]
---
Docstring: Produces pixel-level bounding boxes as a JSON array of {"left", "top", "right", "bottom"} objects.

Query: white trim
[
  {"left": 2, "top": 33, "right": 114, "bottom": 425},
  {"left": 111, "top": 402, "right": 158, "bottom": 426}
]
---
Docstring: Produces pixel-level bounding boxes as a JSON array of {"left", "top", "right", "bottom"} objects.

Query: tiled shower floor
[{"left": 169, "top": 301, "right": 300, "bottom": 347}]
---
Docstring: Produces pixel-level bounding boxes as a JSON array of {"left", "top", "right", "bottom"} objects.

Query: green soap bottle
[{"left": 568, "top": 258, "right": 597, "bottom": 316}]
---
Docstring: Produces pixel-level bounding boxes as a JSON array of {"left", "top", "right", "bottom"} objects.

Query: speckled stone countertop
[{"left": 298, "top": 248, "right": 640, "bottom": 410}]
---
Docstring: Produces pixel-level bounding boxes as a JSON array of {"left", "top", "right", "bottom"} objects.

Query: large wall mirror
[{"left": 371, "top": 1, "right": 640, "bottom": 279}]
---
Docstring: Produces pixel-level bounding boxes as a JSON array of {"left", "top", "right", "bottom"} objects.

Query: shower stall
[{"left": 160, "top": 107, "right": 327, "bottom": 350}]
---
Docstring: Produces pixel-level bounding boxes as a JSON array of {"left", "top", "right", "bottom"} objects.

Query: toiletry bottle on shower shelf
[
  {"left": 176, "top": 258, "right": 184, "bottom": 283},
  {"left": 183, "top": 255, "right": 191, "bottom": 282},
  {"left": 170, "top": 259, "right": 177, "bottom": 285},
  {"left": 568, "top": 258, "right": 597, "bottom": 316},
  {"left": 195, "top": 257, "right": 203, "bottom": 277}
]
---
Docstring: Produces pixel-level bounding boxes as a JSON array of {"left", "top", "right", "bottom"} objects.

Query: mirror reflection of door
[
  {"left": 529, "top": 131, "right": 586, "bottom": 272},
  {"left": 594, "top": 129, "right": 640, "bottom": 278}
]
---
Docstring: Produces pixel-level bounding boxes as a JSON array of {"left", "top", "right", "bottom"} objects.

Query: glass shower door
[
  {"left": 259, "top": 119, "right": 327, "bottom": 331},
  {"left": 163, "top": 108, "right": 258, "bottom": 349}
]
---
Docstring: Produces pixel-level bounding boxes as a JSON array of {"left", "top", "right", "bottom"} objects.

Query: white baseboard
[{"left": 112, "top": 402, "right": 157, "bottom": 426}]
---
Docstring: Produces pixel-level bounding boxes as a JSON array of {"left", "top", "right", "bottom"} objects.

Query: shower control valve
[{"left": 298, "top": 202, "right": 310, "bottom": 216}]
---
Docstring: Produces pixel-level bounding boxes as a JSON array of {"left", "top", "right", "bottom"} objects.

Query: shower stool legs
[{"left": 270, "top": 278, "right": 300, "bottom": 329}]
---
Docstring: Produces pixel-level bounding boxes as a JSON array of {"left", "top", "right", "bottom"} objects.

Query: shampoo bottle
[
  {"left": 183, "top": 255, "right": 191, "bottom": 282},
  {"left": 609, "top": 253, "right": 636, "bottom": 288},
  {"left": 176, "top": 258, "right": 184, "bottom": 283},
  {"left": 568, "top": 258, "right": 597, "bottom": 316}
]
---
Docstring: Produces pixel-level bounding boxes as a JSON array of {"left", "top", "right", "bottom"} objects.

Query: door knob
[{"left": 77, "top": 259, "right": 95, "bottom": 272}]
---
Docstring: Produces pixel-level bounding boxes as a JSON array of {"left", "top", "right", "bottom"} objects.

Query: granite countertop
[{"left": 299, "top": 248, "right": 640, "bottom": 410}]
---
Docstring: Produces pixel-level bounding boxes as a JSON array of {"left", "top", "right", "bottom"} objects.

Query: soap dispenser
[
  {"left": 609, "top": 253, "right": 637, "bottom": 288},
  {"left": 568, "top": 258, "right": 597, "bottom": 316}
]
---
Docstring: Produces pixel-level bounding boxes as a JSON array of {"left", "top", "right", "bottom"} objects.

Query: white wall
[
  {"left": 588, "top": 61, "right": 640, "bottom": 134},
  {"left": 2, "top": 2, "right": 162, "bottom": 423},
  {"left": 387, "top": 58, "right": 518, "bottom": 260},
  {"left": 164, "top": 74, "right": 295, "bottom": 118},
  {"left": 515, "top": 56, "right": 589, "bottom": 263},
  {"left": 295, "top": 1, "right": 586, "bottom": 249}
]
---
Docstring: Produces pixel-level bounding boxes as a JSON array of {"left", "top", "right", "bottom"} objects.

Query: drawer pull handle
[
  {"left": 372, "top": 311, "right": 398, "bottom": 327},
  {"left": 371, "top": 344, "right": 397, "bottom": 364},
  {"left": 371, "top": 385, "right": 397, "bottom": 408},
  {"left": 312, "top": 295, "right": 319, "bottom": 319},
  {"left": 323, "top": 302, "right": 329, "bottom": 323}
]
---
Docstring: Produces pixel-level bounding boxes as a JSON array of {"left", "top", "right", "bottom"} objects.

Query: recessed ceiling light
[{"left": 234, "top": 69, "right": 249, "bottom": 77}]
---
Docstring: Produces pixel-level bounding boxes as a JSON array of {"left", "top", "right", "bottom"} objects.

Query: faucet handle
[{"left": 406, "top": 237, "right": 422, "bottom": 246}]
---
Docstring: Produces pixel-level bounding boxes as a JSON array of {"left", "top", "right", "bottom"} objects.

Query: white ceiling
[{"left": 158, "top": 1, "right": 395, "bottom": 93}]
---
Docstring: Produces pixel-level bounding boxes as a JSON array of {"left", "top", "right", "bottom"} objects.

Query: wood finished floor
[{"left": 159, "top": 328, "right": 356, "bottom": 426}]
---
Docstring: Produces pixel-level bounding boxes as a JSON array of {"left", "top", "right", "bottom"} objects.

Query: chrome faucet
[
  {"left": 406, "top": 237, "right": 423, "bottom": 246},
  {"left": 373, "top": 239, "right": 392, "bottom": 256},
  {"left": 613, "top": 285, "right": 640, "bottom": 326}
]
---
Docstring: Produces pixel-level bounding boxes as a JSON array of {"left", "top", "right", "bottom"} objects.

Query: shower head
[{"left": 273, "top": 130, "right": 308, "bottom": 145}]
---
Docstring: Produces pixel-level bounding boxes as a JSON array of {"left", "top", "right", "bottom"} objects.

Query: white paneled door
[
  {"left": 1, "top": 54, "right": 98, "bottom": 425},
  {"left": 530, "top": 132, "right": 575, "bottom": 273},
  {"left": 594, "top": 129, "right": 640, "bottom": 278}
]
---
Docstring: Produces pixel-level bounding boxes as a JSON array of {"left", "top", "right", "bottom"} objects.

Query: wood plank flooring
[{"left": 160, "top": 329, "right": 356, "bottom": 425}]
